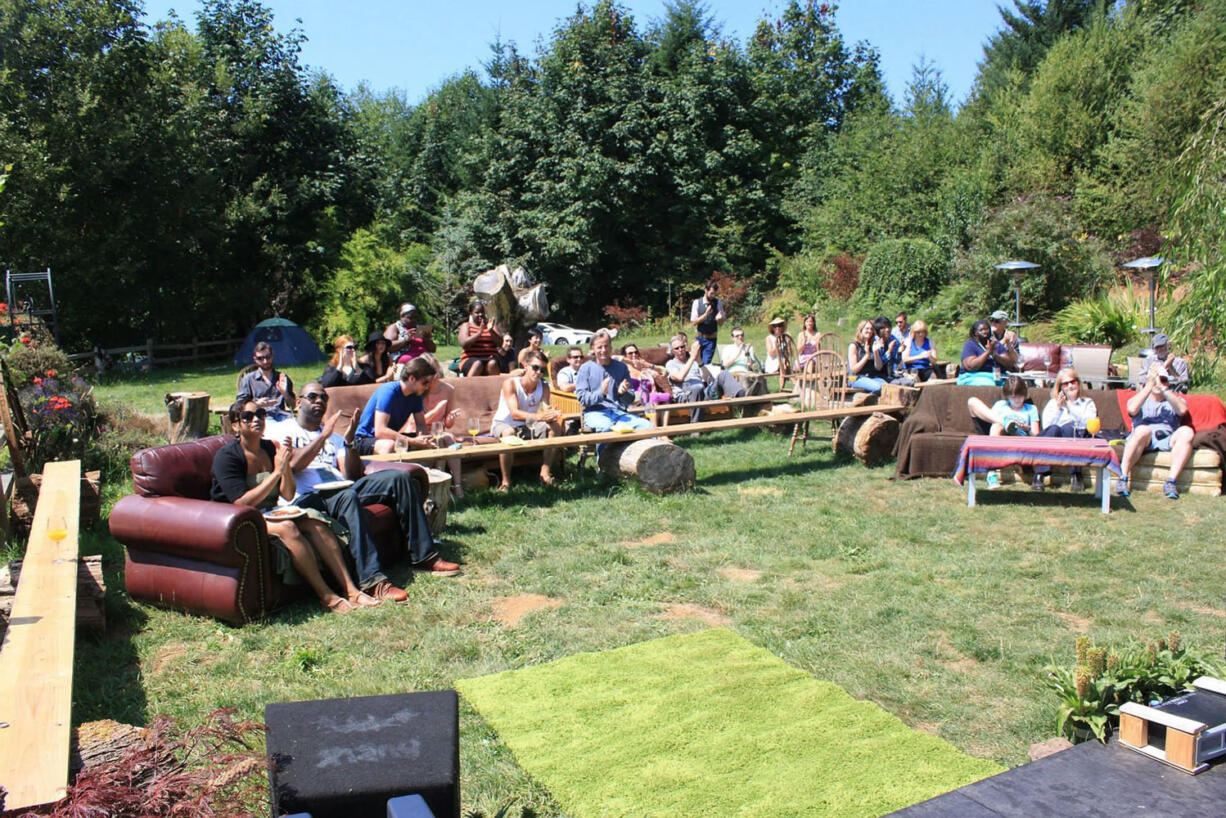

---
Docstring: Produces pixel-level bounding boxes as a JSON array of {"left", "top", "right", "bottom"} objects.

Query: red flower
[
  {"left": 45, "top": 369, "right": 56, "bottom": 377},
  {"left": 19, "top": 336, "right": 31, "bottom": 345},
  {"left": 32, "top": 377, "right": 42, "bottom": 386},
  {"left": 0, "top": 303, "right": 7, "bottom": 314}
]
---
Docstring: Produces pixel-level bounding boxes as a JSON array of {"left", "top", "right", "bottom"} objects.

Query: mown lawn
[{"left": 73, "top": 357, "right": 1226, "bottom": 816}]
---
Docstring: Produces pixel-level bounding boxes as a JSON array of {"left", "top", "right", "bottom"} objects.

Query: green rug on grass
[{"left": 457, "top": 628, "right": 1002, "bottom": 817}]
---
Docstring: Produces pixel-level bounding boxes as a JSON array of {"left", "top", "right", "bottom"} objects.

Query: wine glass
[
  {"left": 1086, "top": 417, "right": 1102, "bottom": 437},
  {"left": 466, "top": 416, "right": 480, "bottom": 440},
  {"left": 394, "top": 436, "right": 408, "bottom": 454},
  {"left": 47, "top": 514, "right": 68, "bottom": 543}
]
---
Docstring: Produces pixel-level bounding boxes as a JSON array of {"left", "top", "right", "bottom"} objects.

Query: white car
[{"left": 535, "top": 322, "right": 617, "bottom": 346}]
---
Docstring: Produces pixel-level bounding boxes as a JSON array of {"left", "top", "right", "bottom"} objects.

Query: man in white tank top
[{"left": 490, "top": 350, "right": 563, "bottom": 490}]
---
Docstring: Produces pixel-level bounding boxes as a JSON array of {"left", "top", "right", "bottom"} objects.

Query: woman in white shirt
[{"left": 1035, "top": 367, "right": 1098, "bottom": 491}]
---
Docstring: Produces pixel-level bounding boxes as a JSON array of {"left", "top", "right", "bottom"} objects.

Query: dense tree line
[{"left": 1, "top": 0, "right": 1224, "bottom": 359}]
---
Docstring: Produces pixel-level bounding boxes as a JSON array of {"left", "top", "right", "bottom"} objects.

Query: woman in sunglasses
[
  {"left": 358, "top": 331, "right": 395, "bottom": 383},
  {"left": 621, "top": 343, "right": 670, "bottom": 407},
  {"left": 490, "top": 350, "right": 563, "bottom": 490},
  {"left": 319, "top": 334, "right": 372, "bottom": 388},
  {"left": 1032, "top": 367, "right": 1098, "bottom": 491},
  {"left": 210, "top": 400, "right": 379, "bottom": 613}
]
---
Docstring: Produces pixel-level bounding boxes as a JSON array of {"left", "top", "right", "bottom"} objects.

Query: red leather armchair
[{"left": 110, "top": 435, "right": 427, "bottom": 624}]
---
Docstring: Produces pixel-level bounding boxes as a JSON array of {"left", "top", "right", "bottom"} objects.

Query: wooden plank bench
[
  {"left": 364, "top": 403, "right": 906, "bottom": 467},
  {"left": 0, "top": 460, "right": 81, "bottom": 810}
]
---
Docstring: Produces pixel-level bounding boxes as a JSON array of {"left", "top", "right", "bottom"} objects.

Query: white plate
[
  {"left": 264, "top": 506, "right": 305, "bottom": 521},
  {"left": 313, "top": 480, "right": 354, "bottom": 492},
  {"left": 500, "top": 435, "right": 525, "bottom": 446}
]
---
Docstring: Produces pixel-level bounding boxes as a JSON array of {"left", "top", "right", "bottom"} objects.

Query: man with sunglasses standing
[
  {"left": 490, "top": 350, "right": 563, "bottom": 490},
  {"left": 266, "top": 380, "right": 459, "bottom": 587},
  {"left": 238, "top": 341, "right": 295, "bottom": 419}
]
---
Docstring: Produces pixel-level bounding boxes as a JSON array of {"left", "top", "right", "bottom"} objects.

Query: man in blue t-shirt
[{"left": 352, "top": 356, "right": 438, "bottom": 456}]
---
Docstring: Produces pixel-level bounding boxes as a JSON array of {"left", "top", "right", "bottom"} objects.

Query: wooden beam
[
  {"left": 364, "top": 404, "right": 905, "bottom": 466},
  {"left": 0, "top": 460, "right": 81, "bottom": 810}
]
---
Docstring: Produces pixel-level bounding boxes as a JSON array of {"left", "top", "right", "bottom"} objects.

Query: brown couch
[
  {"left": 110, "top": 435, "right": 428, "bottom": 625},
  {"left": 325, "top": 376, "right": 508, "bottom": 433},
  {"left": 894, "top": 383, "right": 1226, "bottom": 495}
]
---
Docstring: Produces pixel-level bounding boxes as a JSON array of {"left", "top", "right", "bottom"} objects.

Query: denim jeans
[
  {"left": 696, "top": 335, "right": 717, "bottom": 365},
  {"left": 295, "top": 468, "right": 435, "bottom": 588},
  {"left": 849, "top": 375, "right": 885, "bottom": 394}
]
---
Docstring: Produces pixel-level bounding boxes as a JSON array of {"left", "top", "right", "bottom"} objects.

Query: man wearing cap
[
  {"left": 385, "top": 303, "right": 435, "bottom": 360},
  {"left": 1136, "top": 333, "right": 1189, "bottom": 392},
  {"left": 987, "top": 310, "right": 1020, "bottom": 372},
  {"left": 690, "top": 279, "right": 726, "bottom": 365}
]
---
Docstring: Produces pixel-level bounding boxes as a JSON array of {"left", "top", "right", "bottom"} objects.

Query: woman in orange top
[{"left": 458, "top": 301, "right": 503, "bottom": 376}]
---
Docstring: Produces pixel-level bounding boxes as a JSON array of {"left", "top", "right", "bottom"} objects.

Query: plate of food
[
  {"left": 499, "top": 435, "right": 525, "bottom": 446},
  {"left": 313, "top": 480, "right": 354, "bottom": 493},
  {"left": 264, "top": 506, "right": 305, "bottom": 520}
]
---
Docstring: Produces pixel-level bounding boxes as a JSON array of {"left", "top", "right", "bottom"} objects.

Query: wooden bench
[
  {"left": 0, "top": 460, "right": 81, "bottom": 810},
  {"left": 364, "top": 403, "right": 907, "bottom": 467}
]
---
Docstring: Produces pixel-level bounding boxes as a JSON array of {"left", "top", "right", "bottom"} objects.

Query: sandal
[
  {"left": 540, "top": 472, "right": 556, "bottom": 487},
  {"left": 324, "top": 596, "right": 355, "bottom": 614},
  {"left": 349, "top": 591, "right": 383, "bottom": 608}
]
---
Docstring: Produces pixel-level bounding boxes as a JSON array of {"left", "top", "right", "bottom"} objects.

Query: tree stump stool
[
  {"left": 165, "top": 391, "right": 211, "bottom": 443},
  {"left": 598, "top": 438, "right": 695, "bottom": 493}
]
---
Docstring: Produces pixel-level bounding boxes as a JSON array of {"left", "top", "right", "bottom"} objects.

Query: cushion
[
  {"left": 130, "top": 435, "right": 229, "bottom": 499},
  {"left": 1114, "top": 390, "right": 1226, "bottom": 433}
]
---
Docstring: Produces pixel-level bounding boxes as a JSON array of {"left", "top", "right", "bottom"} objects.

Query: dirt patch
[
  {"left": 935, "top": 632, "right": 978, "bottom": 674},
  {"left": 1175, "top": 601, "right": 1226, "bottom": 618},
  {"left": 738, "top": 486, "right": 782, "bottom": 497},
  {"left": 916, "top": 721, "right": 942, "bottom": 735},
  {"left": 1053, "top": 611, "right": 1092, "bottom": 633},
  {"left": 151, "top": 643, "right": 189, "bottom": 674},
  {"left": 622, "top": 532, "right": 676, "bottom": 549},
  {"left": 490, "top": 594, "right": 563, "bottom": 628},
  {"left": 658, "top": 603, "right": 731, "bottom": 626},
  {"left": 718, "top": 567, "right": 762, "bottom": 582}
]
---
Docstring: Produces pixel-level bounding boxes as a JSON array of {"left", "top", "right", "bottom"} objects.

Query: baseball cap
[
  {"left": 1151, "top": 332, "right": 1169, "bottom": 347},
  {"left": 989, "top": 310, "right": 1009, "bottom": 321}
]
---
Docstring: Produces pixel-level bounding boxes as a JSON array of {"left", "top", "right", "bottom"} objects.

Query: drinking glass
[
  {"left": 47, "top": 514, "right": 68, "bottom": 543},
  {"left": 1086, "top": 417, "right": 1101, "bottom": 437},
  {"left": 466, "top": 416, "right": 480, "bottom": 439},
  {"left": 394, "top": 436, "right": 408, "bottom": 454},
  {"left": 431, "top": 420, "right": 444, "bottom": 440},
  {"left": 1074, "top": 420, "right": 1086, "bottom": 439},
  {"left": 1042, "top": 354, "right": 1052, "bottom": 376}
]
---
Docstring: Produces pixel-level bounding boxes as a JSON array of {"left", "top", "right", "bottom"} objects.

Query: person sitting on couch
[
  {"left": 267, "top": 383, "right": 458, "bottom": 584},
  {"left": 901, "top": 320, "right": 937, "bottom": 382},
  {"left": 967, "top": 376, "right": 1040, "bottom": 489},
  {"left": 555, "top": 346, "right": 584, "bottom": 393},
  {"left": 1033, "top": 367, "right": 1098, "bottom": 492},
  {"left": 1117, "top": 364, "right": 1194, "bottom": 499},
  {"left": 211, "top": 400, "right": 382, "bottom": 613},
  {"left": 352, "top": 357, "right": 439, "bottom": 455},
  {"left": 576, "top": 329, "right": 653, "bottom": 434},
  {"left": 666, "top": 335, "right": 746, "bottom": 423},
  {"left": 491, "top": 350, "right": 563, "bottom": 490}
]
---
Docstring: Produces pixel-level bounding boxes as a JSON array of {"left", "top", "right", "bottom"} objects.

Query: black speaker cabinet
[{"left": 266, "top": 690, "right": 459, "bottom": 818}]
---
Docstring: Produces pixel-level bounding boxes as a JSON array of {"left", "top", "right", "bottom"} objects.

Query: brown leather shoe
[
  {"left": 366, "top": 579, "right": 408, "bottom": 602},
  {"left": 414, "top": 557, "right": 461, "bottom": 577}
]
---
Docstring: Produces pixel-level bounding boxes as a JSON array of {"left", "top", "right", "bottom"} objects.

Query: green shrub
[
  {"left": 954, "top": 194, "right": 1113, "bottom": 320},
  {"left": 854, "top": 238, "right": 948, "bottom": 315},
  {"left": 89, "top": 403, "right": 169, "bottom": 483},
  {"left": 1049, "top": 289, "right": 1143, "bottom": 350},
  {"left": 1046, "top": 633, "right": 1225, "bottom": 743}
]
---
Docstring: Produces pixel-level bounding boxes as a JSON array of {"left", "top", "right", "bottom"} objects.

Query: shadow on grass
[{"left": 962, "top": 490, "right": 1137, "bottom": 512}]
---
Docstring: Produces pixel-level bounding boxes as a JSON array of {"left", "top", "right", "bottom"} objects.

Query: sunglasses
[
  {"left": 239, "top": 408, "right": 267, "bottom": 423},
  {"left": 567, "top": 354, "right": 582, "bottom": 359},
  {"left": 529, "top": 364, "right": 544, "bottom": 373},
  {"left": 625, "top": 350, "right": 640, "bottom": 356},
  {"left": 343, "top": 344, "right": 356, "bottom": 350},
  {"left": 731, "top": 334, "right": 744, "bottom": 338},
  {"left": 302, "top": 391, "right": 328, "bottom": 402},
  {"left": 254, "top": 355, "right": 271, "bottom": 362},
  {"left": 1061, "top": 379, "right": 1079, "bottom": 387},
  {"left": 672, "top": 346, "right": 685, "bottom": 352}
]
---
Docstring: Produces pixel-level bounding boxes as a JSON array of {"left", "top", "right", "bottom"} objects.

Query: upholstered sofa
[
  {"left": 110, "top": 435, "right": 428, "bottom": 624},
  {"left": 894, "top": 383, "right": 1226, "bottom": 495}
]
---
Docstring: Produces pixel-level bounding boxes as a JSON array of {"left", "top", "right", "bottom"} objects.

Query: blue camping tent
[{"left": 233, "top": 317, "right": 325, "bottom": 366}]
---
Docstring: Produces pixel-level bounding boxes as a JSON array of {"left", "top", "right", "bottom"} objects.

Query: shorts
[
  {"left": 350, "top": 436, "right": 377, "bottom": 456},
  {"left": 490, "top": 420, "right": 550, "bottom": 440},
  {"left": 460, "top": 356, "right": 500, "bottom": 376},
  {"left": 1139, "top": 424, "right": 1175, "bottom": 452}
]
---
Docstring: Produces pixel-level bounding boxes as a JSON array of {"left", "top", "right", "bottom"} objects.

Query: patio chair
[
  {"left": 788, "top": 350, "right": 847, "bottom": 456},
  {"left": 1067, "top": 346, "right": 1114, "bottom": 389}
]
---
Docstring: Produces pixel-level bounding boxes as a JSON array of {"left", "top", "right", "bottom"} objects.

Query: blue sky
[{"left": 140, "top": 1, "right": 1006, "bottom": 108}]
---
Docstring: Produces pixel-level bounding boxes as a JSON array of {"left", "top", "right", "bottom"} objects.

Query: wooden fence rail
[{"left": 65, "top": 337, "right": 244, "bottom": 369}]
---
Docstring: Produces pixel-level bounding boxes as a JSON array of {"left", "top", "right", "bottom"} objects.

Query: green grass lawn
[{"left": 62, "top": 347, "right": 1226, "bottom": 815}]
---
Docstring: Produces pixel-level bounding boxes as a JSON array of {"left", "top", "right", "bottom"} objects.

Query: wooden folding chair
[
  {"left": 776, "top": 332, "right": 798, "bottom": 393},
  {"left": 788, "top": 350, "right": 846, "bottom": 456}
]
